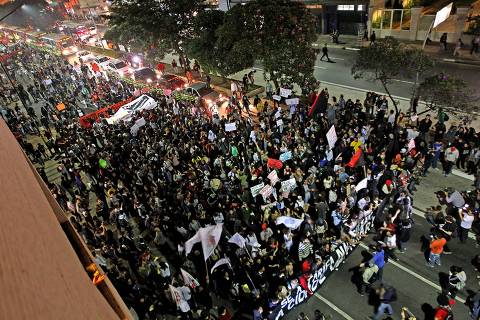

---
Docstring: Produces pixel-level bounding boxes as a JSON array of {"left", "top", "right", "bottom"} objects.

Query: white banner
[
  {"left": 280, "top": 178, "right": 297, "bottom": 192},
  {"left": 326, "top": 125, "right": 337, "bottom": 149},
  {"left": 225, "top": 122, "right": 237, "bottom": 132},
  {"left": 280, "top": 88, "right": 292, "bottom": 98},
  {"left": 250, "top": 182, "right": 265, "bottom": 197},
  {"left": 286, "top": 98, "right": 299, "bottom": 106},
  {"left": 273, "top": 95, "right": 282, "bottom": 101}
]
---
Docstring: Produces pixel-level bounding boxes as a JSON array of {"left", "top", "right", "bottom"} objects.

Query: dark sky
[{"left": 0, "top": 0, "right": 63, "bottom": 31}]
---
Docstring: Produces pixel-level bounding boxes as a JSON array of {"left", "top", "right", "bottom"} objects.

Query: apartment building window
[
  {"left": 358, "top": 5, "right": 365, "bottom": 11},
  {"left": 337, "top": 5, "right": 355, "bottom": 11}
]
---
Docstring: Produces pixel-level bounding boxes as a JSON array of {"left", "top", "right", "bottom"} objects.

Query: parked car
[
  {"left": 185, "top": 82, "right": 227, "bottom": 115},
  {"left": 94, "top": 56, "right": 112, "bottom": 69},
  {"left": 132, "top": 67, "right": 186, "bottom": 90},
  {"left": 76, "top": 50, "right": 95, "bottom": 63},
  {"left": 105, "top": 59, "right": 132, "bottom": 77}
]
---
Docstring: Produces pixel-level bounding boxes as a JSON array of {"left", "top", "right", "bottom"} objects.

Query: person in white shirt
[
  {"left": 384, "top": 231, "right": 398, "bottom": 262},
  {"left": 444, "top": 145, "right": 459, "bottom": 176},
  {"left": 459, "top": 208, "right": 474, "bottom": 243}
]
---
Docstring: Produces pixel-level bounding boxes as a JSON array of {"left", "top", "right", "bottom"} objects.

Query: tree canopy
[
  {"left": 418, "top": 73, "right": 477, "bottom": 114},
  {"left": 105, "top": 0, "right": 204, "bottom": 60},
  {"left": 187, "top": 0, "right": 318, "bottom": 90}
]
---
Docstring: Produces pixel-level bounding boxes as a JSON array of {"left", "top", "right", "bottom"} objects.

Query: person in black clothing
[
  {"left": 440, "top": 33, "right": 448, "bottom": 51},
  {"left": 370, "top": 31, "right": 376, "bottom": 44},
  {"left": 320, "top": 44, "right": 332, "bottom": 62},
  {"left": 418, "top": 114, "right": 433, "bottom": 141}
]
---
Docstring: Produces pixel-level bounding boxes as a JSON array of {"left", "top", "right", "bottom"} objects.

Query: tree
[
  {"left": 105, "top": 0, "right": 204, "bottom": 62},
  {"left": 418, "top": 73, "right": 477, "bottom": 115},
  {"left": 187, "top": 0, "right": 317, "bottom": 91},
  {"left": 351, "top": 37, "right": 433, "bottom": 118}
]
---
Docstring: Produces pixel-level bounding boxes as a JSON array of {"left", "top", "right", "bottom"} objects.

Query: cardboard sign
[
  {"left": 286, "top": 98, "right": 299, "bottom": 106},
  {"left": 56, "top": 102, "right": 65, "bottom": 112},
  {"left": 267, "top": 170, "right": 280, "bottom": 185},
  {"left": 250, "top": 183, "right": 265, "bottom": 197},
  {"left": 281, "top": 178, "right": 297, "bottom": 192},
  {"left": 279, "top": 151, "right": 292, "bottom": 162},
  {"left": 260, "top": 185, "right": 274, "bottom": 199},
  {"left": 273, "top": 95, "right": 281, "bottom": 101},
  {"left": 326, "top": 125, "right": 337, "bottom": 149},
  {"left": 276, "top": 119, "right": 284, "bottom": 127},
  {"left": 225, "top": 122, "right": 237, "bottom": 132},
  {"left": 280, "top": 88, "right": 292, "bottom": 98}
]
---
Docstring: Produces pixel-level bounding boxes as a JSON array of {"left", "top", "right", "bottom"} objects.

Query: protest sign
[
  {"left": 285, "top": 98, "right": 299, "bottom": 106},
  {"left": 261, "top": 202, "right": 277, "bottom": 211},
  {"left": 267, "top": 170, "right": 280, "bottom": 185},
  {"left": 276, "top": 119, "right": 284, "bottom": 127},
  {"left": 280, "top": 88, "right": 292, "bottom": 98},
  {"left": 273, "top": 95, "right": 281, "bottom": 101},
  {"left": 280, "top": 178, "right": 297, "bottom": 192},
  {"left": 326, "top": 125, "right": 337, "bottom": 149},
  {"left": 250, "top": 183, "right": 264, "bottom": 197},
  {"left": 279, "top": 151, "right": 292, "bottom": 162},
  {"left": 275, "top": 110, "right": 281, "bottom": 119},
  {"left": 225, "top": 122, "right": 237, "bottom": 132},
  {"left": 260, "top": 185, "right": 273, "bottom": 199}
]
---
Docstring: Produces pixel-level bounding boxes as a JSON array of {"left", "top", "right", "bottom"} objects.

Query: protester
[{"left": 2, "top": 39, "right": 479, "bottom": 320}]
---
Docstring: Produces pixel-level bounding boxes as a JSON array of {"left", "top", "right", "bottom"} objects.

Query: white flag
[
  {"left": 169, "top": 285, "right": 182, "bottom": 306},
  {"left": 184, "top": 223, "right": 223, "bottom": 260},
  {"left": 355, "top": 177, "right": 368, "bottom": 192},
  {"left": 180, "top": 268, "right": 200, "bottom": 289},
  {"left": 276, "top": 216, "right": 303, "bottom": 230},
  {"left": 228, "top": 232, "right": 246, "bottom": 248},
  {"left": 211, "top": 257, "right": 232, "bottom": 273},
  {"left": 184, "top": 232, "right": 201, "bottom": 256},
  {"left": 199, "top": 223, "right": 223, "bottom": 261}
]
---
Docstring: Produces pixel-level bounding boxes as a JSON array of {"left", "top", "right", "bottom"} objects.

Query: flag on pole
[
  {"left": 169, "top": 285, "right": 182, "bottom": 306},
  {"left": 180, "top": 268, "right": 200, "bottom": 289},
  {"left": 211, "top": 257, "right": 232, "bottom": 273},
  {"left": 228, "top": 233, "right": 246, "bottom": 248},
  {"left": 184, "top": 224, "right": 223, "bottom": 261},
  {"left": 346, "top": 148, "right": 364, "bottom": 168}
]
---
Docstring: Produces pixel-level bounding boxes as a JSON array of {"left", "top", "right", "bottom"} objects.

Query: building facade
[{"left": 218, "top": 0, "right": 369, "bottom": 35}]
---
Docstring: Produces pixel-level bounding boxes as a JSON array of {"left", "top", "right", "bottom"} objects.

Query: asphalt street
[
  {"left": 311, "top": 47, "right": 480, "bottom": 100},
  {"left": 286, "top": 169, "right": 478, "bottom": 320}
]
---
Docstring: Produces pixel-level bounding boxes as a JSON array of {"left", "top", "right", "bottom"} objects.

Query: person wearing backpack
[
  {"left": 447, "top": 265, "right": 467, "bottom": 298},
  {"left": 373, "top": 284, "right": 396, "bottom": 320}
]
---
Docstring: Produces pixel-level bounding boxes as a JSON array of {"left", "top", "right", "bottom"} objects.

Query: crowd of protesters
[{"left": 2, "top": 42, "right": 480, "bottom": 320}]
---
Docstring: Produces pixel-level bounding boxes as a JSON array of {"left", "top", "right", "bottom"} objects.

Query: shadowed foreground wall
[{"left": 0, "top": 119, "right": 131, "bottom": 320}]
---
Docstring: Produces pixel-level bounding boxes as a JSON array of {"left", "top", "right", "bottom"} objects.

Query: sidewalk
[{"left": 313, "top": 34, "right": 480, "bottom": 66}]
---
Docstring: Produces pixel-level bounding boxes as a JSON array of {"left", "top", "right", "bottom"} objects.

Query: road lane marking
[
  {"left": 359, "top": 243, "right": 466, "bottom": 304},
  {"left": 451, "top": 168, "right": 474, "bottom": 181},
  {"left": 330, "top": 56, "right": 345, "bottom": 61},
  {"left": 314, "top": 66, "right": 327, "bottom": 69},
  {"left": 313, "top": 293, "right": 355, "bottom": 320},
  {"left": 392, "top": 79, "right": 415, "bottom": 84},
  {"left": 318, "top": 80, "right": 411, "bottom": 102},
  {"left": 346, "top": 47, "right": 361, "bottom": 51}
]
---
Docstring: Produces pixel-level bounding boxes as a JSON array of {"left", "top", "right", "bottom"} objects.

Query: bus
[
  {"left": 58, "top": 21, "right": 97, "bottom": 41},
  {"left": 40, "top": 33, "right": 78, "bottom": 56}
]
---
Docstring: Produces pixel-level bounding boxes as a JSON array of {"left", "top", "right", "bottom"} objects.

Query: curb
[{"left": 441, "top": 57, "right": 480, "bottom": 66}]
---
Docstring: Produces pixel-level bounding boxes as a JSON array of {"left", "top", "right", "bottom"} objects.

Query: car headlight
[{"left": 147, "top": 78, "right": 152, "bottom": 83}]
